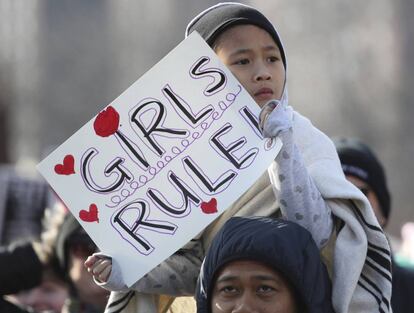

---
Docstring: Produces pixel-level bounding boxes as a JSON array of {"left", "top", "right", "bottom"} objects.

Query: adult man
[
  {"left": 335, "top": 137, "right": 414, "bottom": 313},
  {"left": 196, "top": 216, "right": 334, "bottom": 313}
]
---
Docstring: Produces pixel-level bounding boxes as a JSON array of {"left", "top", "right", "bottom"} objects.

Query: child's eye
[
  {"left": 234, "top": 58, "right": 250, "bottom": 65},
  {"left": 267, "top": 56, "right": 279, "bottom": 63}
]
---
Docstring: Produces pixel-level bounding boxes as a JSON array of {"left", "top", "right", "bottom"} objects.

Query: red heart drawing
[
  {"left": 54, "top": 155, "right": 75, "bottom": 175},
  {"left": 79, "top": 204, "right": 99, "bottom": 223},
  {"left": 200, "top": 198, "right": 218, "bottom": 214}
]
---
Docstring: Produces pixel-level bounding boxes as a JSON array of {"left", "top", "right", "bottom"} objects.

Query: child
[{"left": 85, "top": 3, "right": 392, "bottom": 313}]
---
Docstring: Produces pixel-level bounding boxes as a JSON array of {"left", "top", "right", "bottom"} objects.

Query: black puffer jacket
[{"left": 196, "top": 216, "right": 334, "bottom": 313}]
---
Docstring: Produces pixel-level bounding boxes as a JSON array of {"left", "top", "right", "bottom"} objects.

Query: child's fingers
[
  {"left": 258, "top": 101, "right": 277, "bottom": 131},
  {"left": 98, "top": 263, "right": 112, "bottom": 282},
  {"left": 92, "top": 258, "right": 112, "bottom": 276},
  {"left": 259, "top": 110, "right": 271, "bottom": 131},
  {"left": 91, "top": 259, "right": 112, "bottom": 283},
  {"left": 84, "top": 254, "right": 112, "bottom": 282},
  {"left": 84, "top": 255, "right": 98, "bottom": 270}
]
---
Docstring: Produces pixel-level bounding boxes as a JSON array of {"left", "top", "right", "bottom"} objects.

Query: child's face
[{"left": 214, "top": 24, "right": 285, "bottom": 108}]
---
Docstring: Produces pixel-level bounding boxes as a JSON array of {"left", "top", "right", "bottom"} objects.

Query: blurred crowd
[{"left": 0, "top": 169, "right": 109, "bottom": 313}]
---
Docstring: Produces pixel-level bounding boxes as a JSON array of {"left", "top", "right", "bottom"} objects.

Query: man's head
[
  {"left": 211, "top": 259, "right": 299, "bottom": 313},
  {"left": 196, "top": 217, "right": 333, "bottom": 313},
  {"left": 334, "top": 137, "right": 391, "bottom": 227},
  {"left": 186, "top": 3, "right": 286, "bottom": 108}
]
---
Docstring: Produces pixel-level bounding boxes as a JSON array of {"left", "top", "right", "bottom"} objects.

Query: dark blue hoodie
[{"left": 196, "top": 216, "right": 334, "bottom": 313}]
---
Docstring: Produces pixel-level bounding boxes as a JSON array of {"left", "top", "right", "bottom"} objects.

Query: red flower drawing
[
  {"left": 92, "top": 105, "right": 149, "bottom": 168},
  {"left": 93, "top": 106, "right": 120, "bottom": 137}
]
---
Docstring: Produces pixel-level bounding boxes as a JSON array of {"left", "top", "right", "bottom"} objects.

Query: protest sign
[{"left": 37, "top": 32, "right": 282, "bottom": 287}]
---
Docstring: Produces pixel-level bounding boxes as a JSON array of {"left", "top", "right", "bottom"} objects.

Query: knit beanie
[
  {"left": 334, "top": 137, "right": 391, "bottom": 220},
  {"left": 185, "top": 2, "right": 286, "bottom": 69}
]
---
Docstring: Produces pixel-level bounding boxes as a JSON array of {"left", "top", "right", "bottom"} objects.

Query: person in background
[
  {"left": 0, "top": 165, "right": 55, "bottom": 245},
  {"left": 334, "top": 137, "right": 414, "bottom": 313},
  {"left": 1, "top": 202, "right": 108, "bottom": 313},
  {"left": 16, "top": 264, "right": 69, "bottom": 313},
  {"left": 197, "top": 216, "right": 333, "bottom": 313},
  {"left": 0, "top": 204, "right": 65, "bottom": 313},
  {"left": 55, "top": 213, "right": 109, "bottom": 313},
  {"left": 0, "top": 240, "right": 44, "bottom": 313}
]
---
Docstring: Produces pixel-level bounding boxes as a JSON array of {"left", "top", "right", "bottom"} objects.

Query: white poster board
[{"left": 37, "top": 32, "right": 282, "bottom": 287}]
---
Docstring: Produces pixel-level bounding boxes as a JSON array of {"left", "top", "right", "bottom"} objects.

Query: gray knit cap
[{"left": 185, "top": 2, "right": 286, "bottom": 69}]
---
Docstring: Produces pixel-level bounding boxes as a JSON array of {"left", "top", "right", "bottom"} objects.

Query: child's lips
[{"left": 254, "top": 88, "right": 274, "bottom": 101}]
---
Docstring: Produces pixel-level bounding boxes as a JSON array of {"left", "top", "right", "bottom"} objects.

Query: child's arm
[
  {"left": 85, "top": 238, "right": 203, "bottom": 295},
  {"left": 260, "top": 101, "right": 333, "bottom": 248}
]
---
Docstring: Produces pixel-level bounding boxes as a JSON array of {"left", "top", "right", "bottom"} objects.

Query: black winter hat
[
  {"left": 185, "top": 2, "right": 286, "bottom": 69},
  {"left": 55, "top": 213, "right": 96, "bottom": 274},
  {"left": 334, "top": 137, "right": 391, "bottom": 220},
  {"left": 196, "top": 216, "right": 333, "bottom": 313}
]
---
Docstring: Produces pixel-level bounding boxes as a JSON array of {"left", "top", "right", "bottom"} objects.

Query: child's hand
[
  {"left": 84, "top": 254, "right": 112, "bottom": 283},
  {"left": 259, "top": 99, "right": 292, "bottom": 138}
]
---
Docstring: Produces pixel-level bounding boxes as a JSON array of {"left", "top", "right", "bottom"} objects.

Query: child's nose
[{"left": 254, "top": 63, "right": 272, "bottom": 81}]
